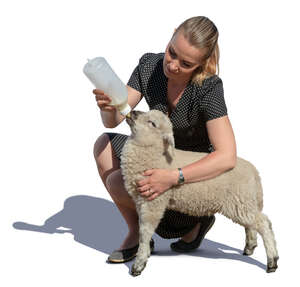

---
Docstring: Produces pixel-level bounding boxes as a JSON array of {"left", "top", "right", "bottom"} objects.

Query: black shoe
[
  {"left": 107, "top": 238, "right": 155, "bottom": 263},
  {"left": 170, "top": 216, "right": 215, "bottom": 253}
]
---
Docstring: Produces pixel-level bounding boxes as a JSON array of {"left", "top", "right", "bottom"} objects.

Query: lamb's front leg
[{"left": 131, "top": 201, "right": 166, "bottom": 277}]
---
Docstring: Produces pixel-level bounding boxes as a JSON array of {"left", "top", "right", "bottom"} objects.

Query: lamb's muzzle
[{"left": 120, "top": 109, "right": 279, "bottom": 276}]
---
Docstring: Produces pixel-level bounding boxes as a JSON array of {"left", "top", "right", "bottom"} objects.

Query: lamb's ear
[
  {"left": 163, "top": 133, "right": 175, "bottom": 161},
  {"left": 163, "top": 133, "right": 174, "bottom": 148}
]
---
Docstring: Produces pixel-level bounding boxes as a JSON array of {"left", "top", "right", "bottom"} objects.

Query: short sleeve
[
  {"left": 127, "top": 53, "right": 153, "bottom": 93},
  {"left": 200, "top": 76, "right": 227, "bottom": 122}
]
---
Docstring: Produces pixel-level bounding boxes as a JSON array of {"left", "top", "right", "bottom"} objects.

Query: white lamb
[{"left": 120, "top": 110, "right": 279, "bottom": 276}]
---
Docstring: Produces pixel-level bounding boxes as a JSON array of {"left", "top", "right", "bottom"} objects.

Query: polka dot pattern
[
  {"left": 105, "top": 52, "right": 228, "bottom": 239},
  {"left": 127, "top": 52, "right": 228, "bottom": 153}
]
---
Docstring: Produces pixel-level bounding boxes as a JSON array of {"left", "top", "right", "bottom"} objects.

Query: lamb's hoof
[
  {"left": 243, "top": 245, "right": 257, "bottom": 256},
  {"left": 131, "top": 262, "right": 147, "bottom": 277},
  {"left": 266, "top": 256, "right": 279, "bottom": 273}
]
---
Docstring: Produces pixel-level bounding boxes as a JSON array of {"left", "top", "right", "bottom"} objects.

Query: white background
[{"left": 1, "top": 0, "right": 299, "bottom": 285}]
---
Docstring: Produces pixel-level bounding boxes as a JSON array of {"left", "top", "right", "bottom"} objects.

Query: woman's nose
[{"left": 170, "top": 61, "right": 178, "bottom": 70}]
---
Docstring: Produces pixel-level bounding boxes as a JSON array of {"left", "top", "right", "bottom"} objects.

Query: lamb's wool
[{"left": 120, "top": 110, "right": 278, "bottom": 276}]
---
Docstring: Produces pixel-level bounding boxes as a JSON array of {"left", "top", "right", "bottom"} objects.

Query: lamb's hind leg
[
  {"left": 255, "top": 212, "right": 279, "bottom": 273},
  {"left": 243, "top": 228, "right": 257, "bottom": 255},
  {"left": 131, "top": 201, "right": 166, "bottom": 277}
]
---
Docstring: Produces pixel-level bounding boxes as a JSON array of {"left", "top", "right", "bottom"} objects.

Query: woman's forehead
[{"left": 170, "top": 31, "right": 205, "bottom": 63}]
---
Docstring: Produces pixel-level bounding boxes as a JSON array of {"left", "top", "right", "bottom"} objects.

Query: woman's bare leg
[
  {"left": 181, "top": 223, "right": 200, "bottom": 242},
  {"left": 93, "top": 134, "right": 139, "bottom": 249}
]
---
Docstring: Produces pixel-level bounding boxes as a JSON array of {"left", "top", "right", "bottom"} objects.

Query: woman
[{"left": 93, "top": 16, "right": 236, "bottom": 263}]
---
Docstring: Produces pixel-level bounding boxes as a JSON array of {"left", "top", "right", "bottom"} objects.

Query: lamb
[{"left": 120, "top": 109, "right": 279, "bottom": 276}]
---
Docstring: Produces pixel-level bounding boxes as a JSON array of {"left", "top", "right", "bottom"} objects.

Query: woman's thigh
[{"left": 93, "top": 133, "right": 121, "bottom": 185}]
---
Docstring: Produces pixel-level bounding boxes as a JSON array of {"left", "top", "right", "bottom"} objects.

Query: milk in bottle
[{"left": 83, "top": 57, "right": 131, "bottom": 116}]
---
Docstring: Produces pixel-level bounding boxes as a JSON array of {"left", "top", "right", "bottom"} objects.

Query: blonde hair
[{"left": 174, "top": 16, "right": 220, "bottom": 86}]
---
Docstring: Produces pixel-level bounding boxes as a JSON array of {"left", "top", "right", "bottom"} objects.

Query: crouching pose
[{"left": 93, "top": 16, "right": 274, "bottom": 272}]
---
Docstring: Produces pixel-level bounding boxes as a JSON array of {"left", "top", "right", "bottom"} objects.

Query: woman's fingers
[
  {"left": 95, "top": 94, "right": 111, "bottom": 102},
  {"left": 147, "top": 193, "right": 158, "bottom": 201},
  {"left": 96, "top": 99, "right": 111, "bottom": 107},
  {"left": 93, "top": 89, "right": 104, "bottom": 95},
  {"left": 136, "top": 181, "right": 160, "bottom": 200},
  {"left": 138, "top": 184, "right": 151, "bottom": 193},
  {"left": 98, "top": 104, "right": 116, "bottom": 111},
  {"left": 137, "top": 177, "right": 149, "bottom": 187},
  {"left": 93, "top": 89, "right": 115, "bottom": 111},
  {"left": 93, "top": 89, "right": 112, "bottom": 101},
  {"left": 140, "top": 188, "right": 155, "bottom": 198}
]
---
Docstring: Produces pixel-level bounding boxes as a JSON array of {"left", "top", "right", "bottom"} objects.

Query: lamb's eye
[{"left": 148, "top": 120, "right": 156, "bottom": 128}]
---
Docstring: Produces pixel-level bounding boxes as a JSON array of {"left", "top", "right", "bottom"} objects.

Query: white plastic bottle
[{"left": 83, "top": 57, "right": 131, "bottom": 116}]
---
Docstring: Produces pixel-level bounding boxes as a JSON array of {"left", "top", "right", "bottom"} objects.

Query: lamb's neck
[
  {"left": 132, "top": 142, "right": 164, "bottom": 160},
  {"left": 124, "top": 141, "right": 169, "bottom": 169}
]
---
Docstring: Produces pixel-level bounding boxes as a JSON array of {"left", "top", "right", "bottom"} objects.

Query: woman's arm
[
  {"left": 137, "top": 115, "right": 237, "bottom": 200},
  {"left": 96, "top": 85, "right": 142, "bottom": 128},
  {"left": 175, "top": 115, "right": 237, "bottom": 183}
]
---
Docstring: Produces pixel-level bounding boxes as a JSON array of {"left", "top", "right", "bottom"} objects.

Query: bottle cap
[{"left": 119, "top": 103, "right": 131, "bottom": 116}]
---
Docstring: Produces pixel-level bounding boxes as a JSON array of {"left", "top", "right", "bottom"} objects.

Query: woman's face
[{"left": 163, "top": 30, "right": 205, "bottom": 84}]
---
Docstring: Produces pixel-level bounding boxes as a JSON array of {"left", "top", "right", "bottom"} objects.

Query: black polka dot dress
[{"left": 106, "top": 52, "right": 227, "bottom": 239}]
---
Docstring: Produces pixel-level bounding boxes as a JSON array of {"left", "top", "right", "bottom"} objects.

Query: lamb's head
[{"left": 126, "top": 110, "right": 175, "bottom": 154}]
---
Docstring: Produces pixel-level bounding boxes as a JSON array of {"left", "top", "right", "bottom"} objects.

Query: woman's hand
[
  {"left": 136, "top": 169, "right": 178, "bottom": 201},
  {"left": 93, "top": 89, "right": 116, "bottom": 112}
]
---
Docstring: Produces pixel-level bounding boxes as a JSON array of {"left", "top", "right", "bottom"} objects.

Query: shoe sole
[
  {"left": 107, "top": 253, "right": 137, "bottom": 263},
  {"left": 107, "top": 242, "right": 155, "bottom": 263}
]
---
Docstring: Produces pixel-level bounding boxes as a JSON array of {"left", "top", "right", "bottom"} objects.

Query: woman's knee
[
  {"left": 106, "top": 169, "right": 122, "bottom": 189},
  {"left": 106, "top": 169, "right": 129, "bottom": 199}
]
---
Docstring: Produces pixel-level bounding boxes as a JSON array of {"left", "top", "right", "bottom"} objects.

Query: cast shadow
[{"left": 12, "top": 195, "right": 266, "bottom": 272}]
